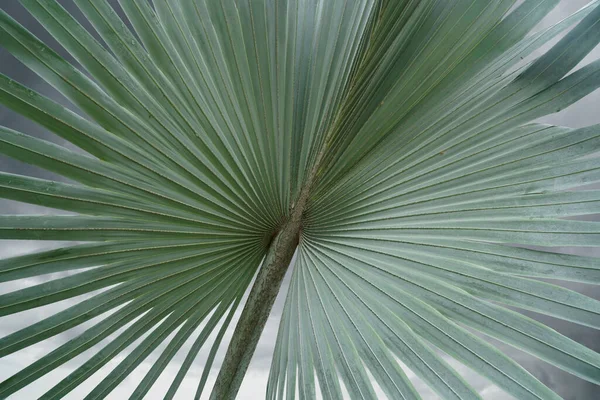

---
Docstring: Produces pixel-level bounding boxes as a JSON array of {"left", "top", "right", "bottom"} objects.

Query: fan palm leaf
[{"left": 0, "top": 0, "right": 599, "bottom": 399}]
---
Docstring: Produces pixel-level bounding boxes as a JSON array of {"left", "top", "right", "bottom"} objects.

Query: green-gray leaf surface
[{"left": 1, "top": 0, "right": 599, "bottom": 399}]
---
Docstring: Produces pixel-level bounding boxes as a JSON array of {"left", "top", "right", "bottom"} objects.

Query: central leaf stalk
[{"left": 210, "top": 191, "right": 308, "bottom": 400}]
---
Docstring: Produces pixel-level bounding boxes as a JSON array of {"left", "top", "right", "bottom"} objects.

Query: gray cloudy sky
[{"left": 1, "top": 1, "right": 599, "bottom": 399}]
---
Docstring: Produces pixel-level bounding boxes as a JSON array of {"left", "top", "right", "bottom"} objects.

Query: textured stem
[{"left": 209, "top": 207, "right": 303, "bottom": 400}]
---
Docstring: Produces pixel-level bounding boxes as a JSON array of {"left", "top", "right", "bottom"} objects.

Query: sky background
[{"left": 0, "top": 1, "right": 599, "bottom": 399}]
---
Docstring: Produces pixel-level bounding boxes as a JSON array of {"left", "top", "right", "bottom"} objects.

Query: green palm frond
[{"left": 0, "top": 0, "right": 599, "bottom": 399}]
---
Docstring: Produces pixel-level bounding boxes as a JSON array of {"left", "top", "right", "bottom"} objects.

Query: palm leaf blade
[{"left": 0, "top": 0, "right": 599, "bottom": 399}]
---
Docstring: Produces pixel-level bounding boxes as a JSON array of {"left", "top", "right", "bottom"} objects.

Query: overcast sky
[{"left": 1, "top": 1, "right": 599, "bottom": 399}]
